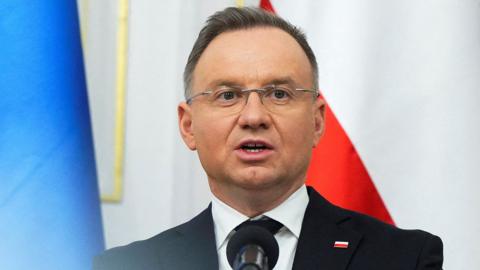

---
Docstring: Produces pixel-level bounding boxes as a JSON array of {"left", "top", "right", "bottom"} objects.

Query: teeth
[
  {"left": 241, "top": 142, "right": 268, "bottom": 152},
  {"left": 245, "top": 143, "right": 265, "bottom": 147}
]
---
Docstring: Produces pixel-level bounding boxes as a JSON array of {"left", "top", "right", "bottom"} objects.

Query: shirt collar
[
  {"left": 262, "top": 184, "right": 308, "bottom": 238},
  {"left": 211, "top": 184, "right": 309, "bottom": 250},
  {"left": 211, "top": 193, "right": 249, "bottom": 251}
]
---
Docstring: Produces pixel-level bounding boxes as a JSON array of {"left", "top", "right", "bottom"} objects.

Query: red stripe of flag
[
  {"left": 260, "top": 0, "right": 275, "bottom": 12},
  {"left": 334, "top": 241, "right": 349, "bottom": 248},
  {"left": 308, "top": 104, "right": 394, "bottom": 224},
  {"left": 260, "top": 0, "right": 394, "bottom": 225}
]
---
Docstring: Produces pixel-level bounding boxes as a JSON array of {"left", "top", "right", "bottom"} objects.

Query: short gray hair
[{"left": 183, "top": 7, "right": 319, "bottom": 99}]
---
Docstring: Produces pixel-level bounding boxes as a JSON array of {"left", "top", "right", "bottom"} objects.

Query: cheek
[
  {"left": 276, "top": 116, "right": 316, "bottom": 157},
  {"left": 192, "top": 113, "right": 235, "bottom": 153}
]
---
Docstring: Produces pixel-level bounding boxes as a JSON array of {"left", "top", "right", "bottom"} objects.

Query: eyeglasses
[{"left": 186, "top": 85, "right": 319, "bottom": 114}]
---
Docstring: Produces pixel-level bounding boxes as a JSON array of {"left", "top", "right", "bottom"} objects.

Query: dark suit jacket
[{"left": 93, "top": 187, "right": 443, "bottom": 269}]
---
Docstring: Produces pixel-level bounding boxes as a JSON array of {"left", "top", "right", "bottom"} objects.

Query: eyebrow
[
  {"left": 208, "top": 79, "right": 242, "bottom": 89},
  {"left": 207, "top": 76, "right": 299, "bottom": 89},
  {"left": 267, "top": 77, "right": 298, "bottom": 87}
]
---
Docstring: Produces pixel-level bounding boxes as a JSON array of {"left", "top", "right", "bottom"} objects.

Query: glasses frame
[{"left": 186, "top": 85, "right": 319, "bottom": 105}]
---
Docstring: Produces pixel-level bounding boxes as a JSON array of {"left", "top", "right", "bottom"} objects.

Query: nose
[{"left": 237, "top": 92, "right": 271, "bottom": 130}]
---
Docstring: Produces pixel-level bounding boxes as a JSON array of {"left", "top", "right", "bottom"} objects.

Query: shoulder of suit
[
  {"left": 344, "top": 206, "right": 437, "bottom": 239},
  {"left": 326, "top": 197, "right": 442, "bottom": 252},
  {"left": 340, "top": 206, "right": 443, "bottom": 267},
  {"left": 92, "top": 206, "right": 211, "bottom": 269},
  {"left": 92, "top": 227, "right": 180, "bottom": 269},
  {"left": 307, "top": 186, "right": 441, "bottom": 247}
]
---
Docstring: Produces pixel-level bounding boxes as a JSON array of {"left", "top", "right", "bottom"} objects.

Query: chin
[{"left": 233, "top": 168, "right": 283, "bottom": 191}]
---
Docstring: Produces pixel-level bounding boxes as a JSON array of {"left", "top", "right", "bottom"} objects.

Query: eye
[
  {"left": 273, "top": 89, "right": 287, "bottom": 99},
  {"left": 220, "top": 91, "right": 236, "bottom": 100},
  {"left": 212, "top": 88, "right": 242, "bottom": 104},
  {"left": 266, "top": 86, "right": 292, "bottom": 101}
]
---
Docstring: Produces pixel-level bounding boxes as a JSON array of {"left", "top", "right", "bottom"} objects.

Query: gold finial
[{"left": 236, "top": 0, "right": 244, "bottom": 8}]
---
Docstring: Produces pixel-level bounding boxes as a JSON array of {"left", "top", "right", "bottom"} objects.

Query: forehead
[{"left": 192, "top": 27, "right": 313, "bottom": 90}]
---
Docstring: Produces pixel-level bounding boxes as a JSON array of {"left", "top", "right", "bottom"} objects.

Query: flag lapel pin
[{"left": 334, "top": 241, "right": 349, "bottom": 249}]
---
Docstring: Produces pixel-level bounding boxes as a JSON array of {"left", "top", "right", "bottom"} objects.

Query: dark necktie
[{"left": 235, "top": 217, "right": 283, "bottom": 235}]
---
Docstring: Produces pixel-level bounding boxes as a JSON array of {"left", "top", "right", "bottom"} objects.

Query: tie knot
[{"left": 235, "top": 217, "right": 283, "bottom": 235}]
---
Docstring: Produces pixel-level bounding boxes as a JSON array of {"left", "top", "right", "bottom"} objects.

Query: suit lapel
[
  {"left": 292, "top": 188, "right": 363, "bottom": 270},
  {"left": 168, "top": 204, "right": 219, "bottom": 270}
]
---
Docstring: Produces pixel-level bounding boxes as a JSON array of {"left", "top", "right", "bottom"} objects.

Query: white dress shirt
[{"left": 211, "top": 185, "right": 309, "bottom": 270}]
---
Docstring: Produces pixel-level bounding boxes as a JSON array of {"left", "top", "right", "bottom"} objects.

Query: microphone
[{"left": 226, "top": 225, "right": 279, "bottom": 270}]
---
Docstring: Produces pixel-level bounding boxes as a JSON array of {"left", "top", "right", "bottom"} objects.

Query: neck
[{"left": 209, "top": 180, "right": 304, "bottom": 217}]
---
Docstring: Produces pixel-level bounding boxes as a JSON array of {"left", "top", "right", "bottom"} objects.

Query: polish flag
[
  {"left": 261, "top": 0, "right": 392, "bottom": 225},
  {"left": 262, "top": 0, "right": 480, "bottom": 269},
  {"left": 333, "top": 241, "right": 349, "bottom": 249}
]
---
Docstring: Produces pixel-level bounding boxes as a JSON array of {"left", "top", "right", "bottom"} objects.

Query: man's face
[{"left": 179, "top": 27, "right": 324, "bottom": 199}]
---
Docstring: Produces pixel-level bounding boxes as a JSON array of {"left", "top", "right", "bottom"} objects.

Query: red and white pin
[{"left": 333, "top": 241, "right": 349, "bottom": 249}]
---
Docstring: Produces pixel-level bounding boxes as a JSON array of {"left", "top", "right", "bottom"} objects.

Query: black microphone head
[{"left": 226, "top": 225, "right": 279, "bottom": 270}]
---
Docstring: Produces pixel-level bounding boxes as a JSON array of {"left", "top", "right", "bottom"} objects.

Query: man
[{"left": 93, "top": 7, "right": 443, "bottom": 270}]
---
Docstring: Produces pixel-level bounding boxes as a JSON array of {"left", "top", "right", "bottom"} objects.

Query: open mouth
[
  {"left": 237, "top": 140, "right": 273, "bottom": 153},
  {"left": 241, "top": 143, "right": 268, "bottom": 153}
]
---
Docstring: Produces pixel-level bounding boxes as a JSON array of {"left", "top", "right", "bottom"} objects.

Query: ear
[
  {"left": 312, "top": 96, "right": 326, "bottom": 147},
  {"left": 178, "top": 102, "right": 196, "bottom": 150}
]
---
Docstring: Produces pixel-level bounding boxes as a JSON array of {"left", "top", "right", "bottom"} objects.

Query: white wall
[{"left": 82, "top": 0, "right": 241, "bottom": 249}]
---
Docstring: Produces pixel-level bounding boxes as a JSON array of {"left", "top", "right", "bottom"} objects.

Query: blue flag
[{"left": 0, "top": 1, "right": 105, "bottom": 269}]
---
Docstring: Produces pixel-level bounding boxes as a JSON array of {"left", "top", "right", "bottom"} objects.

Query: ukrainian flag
[{"left": 0, "top": 1, "right": 104, "bottom": 269}]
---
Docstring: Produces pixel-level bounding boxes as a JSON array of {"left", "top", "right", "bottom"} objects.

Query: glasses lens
[
  {"left": 198, "top": 86, "right": 315, "bottom": 114},
  {"left": 207, "top": 88, "right": 245, "bottom": 113}
]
